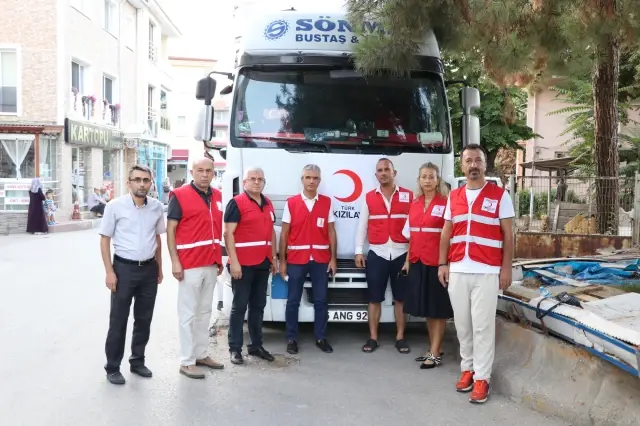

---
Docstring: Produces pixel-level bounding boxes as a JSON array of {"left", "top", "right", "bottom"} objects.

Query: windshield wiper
[{"left": 237, "top": 135, "right": 307, "bottom": 143}]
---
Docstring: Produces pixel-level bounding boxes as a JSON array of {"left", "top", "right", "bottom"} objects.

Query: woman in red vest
[{"left": 401, "top": 162, "right": 453, "bottom": 369}]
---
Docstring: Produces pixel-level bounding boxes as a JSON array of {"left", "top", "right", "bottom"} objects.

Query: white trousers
[
  {"left": 448, "top": 272, "right": 499, "bottom": 381},
  {"left": 178, "top": 266, "right": 218, "bottom": 366}
]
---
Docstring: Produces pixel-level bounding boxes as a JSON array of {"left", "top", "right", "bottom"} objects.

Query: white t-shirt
[
  {"left": 444, "top": 185, "right": 515, "bottom": 274},
  {"left": 281, "top": 192, "right": 335, "bottom": 224}
]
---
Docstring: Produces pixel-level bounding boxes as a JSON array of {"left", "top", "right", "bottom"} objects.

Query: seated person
[{"left": 88, "top": 187, "right": 107, "bottom": 216}]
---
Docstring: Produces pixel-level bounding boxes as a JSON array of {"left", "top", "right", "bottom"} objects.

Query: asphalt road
[{"left": 0, "top": 229, "right": 568, "bottom": 426}]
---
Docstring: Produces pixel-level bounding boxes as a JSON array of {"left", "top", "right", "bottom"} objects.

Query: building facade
[
  {"left": 520, "top": 88, "right": 640, "bottom": 177},
  {"left": 0, "top": 0, "right": 179, "bottom": 233},
  {"left": 166, "top": 56, "right": 228, "bottom": 189}
]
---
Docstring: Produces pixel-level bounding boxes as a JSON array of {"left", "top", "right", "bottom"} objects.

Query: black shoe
[
  {"left": 248, "top": 347, "right": 275, "bottom": 362},
  {"left": 230, "top": 351, "right": 244, "bottom": 365},
  {"left": 316, "top": 339, "right": 333, "bottom": 353},
  {"left": 106, "top": 371, "right": 126, "bottom": 385},
  {"left": 287, "top": 340, "right": 299, "bottom": 354},
  {"left": 130, "top": 365, "right": 153, "bottom": 378}
]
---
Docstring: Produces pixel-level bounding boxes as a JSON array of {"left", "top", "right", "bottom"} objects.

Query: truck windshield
[{"left": 230, "top": 68, "right": 451, "bottom": 154}]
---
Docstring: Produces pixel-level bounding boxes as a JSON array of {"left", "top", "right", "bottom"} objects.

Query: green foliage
[{"left": 444, "top": 51, "right": 536, "bottom": 171}]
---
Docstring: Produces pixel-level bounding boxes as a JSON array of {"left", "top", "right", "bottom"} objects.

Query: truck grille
[{"left": 306, "top": 287, "right": 369, "bottom": 305}]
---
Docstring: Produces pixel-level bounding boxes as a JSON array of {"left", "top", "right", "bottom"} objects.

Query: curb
[
  {"left": 49, "top": 218, "right": 102, "bottom": 233},
  {"left": 492, "top": 317, "right": 640, "bottom": 426}
]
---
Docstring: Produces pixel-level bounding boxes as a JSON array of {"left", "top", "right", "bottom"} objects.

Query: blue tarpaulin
[{"left": 525, "top": 260, "right": 640, "bottom": 286}]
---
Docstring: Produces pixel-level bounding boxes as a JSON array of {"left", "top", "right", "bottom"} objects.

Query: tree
[
  {"left": 548, "top": 48, "right": 640, "bottom": 175},
  {"left": 347, "top": 0, "right": 640, "bottom": 233},
  {"left": 444, "top": 51, "right": 536, "bottom": 173}
]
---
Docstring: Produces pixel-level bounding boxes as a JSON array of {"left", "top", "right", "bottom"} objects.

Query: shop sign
[
  {"left": 4, "top": 183, "right": 30, "bottom": 190},
  {"left": 5, "top": 197, "right": 29, "bottom": 205},
  {"left": 64, "top": 118, "right": 124, "bottom": 149}
]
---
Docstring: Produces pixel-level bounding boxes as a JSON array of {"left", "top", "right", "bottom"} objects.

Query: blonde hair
[{"left": 415, "top": 162, "right": 449, "bottom": 198}]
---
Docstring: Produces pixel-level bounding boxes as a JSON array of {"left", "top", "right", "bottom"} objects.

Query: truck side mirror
[
  {"left": 195, "top": 76, "right": 217, "bottom": 104},
  {"left": 194, "top": 105, "right": 214, "bottom": 142},
  {"left": 459, "top": 87, "right": 481, "bottom": 147},
  {"left": 460, "top": 115, "right": 481, "bottom": 147}
]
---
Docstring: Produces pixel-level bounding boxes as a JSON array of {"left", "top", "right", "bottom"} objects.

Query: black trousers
[
  {"left": 104, "top": 258, "right": 159, "bottom": 374},
  {"left": 227, "top": 261, "right": 270, "bottom": 352},
  {"left": 91, "top": 204, "right": 106, "bottom": 215}
]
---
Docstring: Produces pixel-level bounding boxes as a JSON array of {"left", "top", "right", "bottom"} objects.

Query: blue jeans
[{"left": 285, "top": 261, "right": 329, "bottom": 341}]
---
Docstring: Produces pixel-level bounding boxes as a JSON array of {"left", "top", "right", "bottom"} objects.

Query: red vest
[
  {"left": 285, "top": 194, "right": 332, "bottom": 265},
  {"left": 366, "top": 187, "right": 413, "bottom": 245},
  {"left": 232, "top": 192, "right": 275, "bottom": 266},
  {"left": 408, "top": 194, "right": 447, "bottom": 266},
  {"left": 173, "top": 185, "right": 222, "bottom": 270},
  {"left": 448, "top": 184, "right": 505, "bottom": 266}
]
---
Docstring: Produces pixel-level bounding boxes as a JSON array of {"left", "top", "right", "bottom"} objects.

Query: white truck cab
[{"left": 194, "top": 4, "right": 481, "bottom": 323}]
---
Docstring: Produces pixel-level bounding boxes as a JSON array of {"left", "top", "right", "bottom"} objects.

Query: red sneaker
[
  {"left": 469, "top": 380, "right": 490, "bottom": 404},
  {"left": 455, "top": 371, "right": 474, "bottom": 392}
]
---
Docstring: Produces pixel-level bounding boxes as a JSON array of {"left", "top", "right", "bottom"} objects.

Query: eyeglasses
[{"left": 130, "top": 177, "right": 152, "bottom": 184}]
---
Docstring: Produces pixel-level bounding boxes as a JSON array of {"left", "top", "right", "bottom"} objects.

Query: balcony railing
[
  {"left": 148, "top": 42, "right": 158, "bottom": 63},
  {"left": 68, "top": 89, "right": 120, "bottom": 127},
  {"left": 147, "top": 107, "right": 158, "bottom": 137}
]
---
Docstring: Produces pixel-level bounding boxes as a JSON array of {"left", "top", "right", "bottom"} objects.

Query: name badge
[
  {"left": 270, "top": 211, "right": 275, "bottom": 222},
  {"left": 317, "top": 217, "right": 325, "bottom": 227},
  {"left": 398, "top": 192, "right": 410, "bottom": 203},
  {"left": 216, "top": 201, "right": 222, "bottom": 211},
  {"left": 431, "top": 205, "right": 445, "bottom": 217},
  {"left": 481, "top": 198, "right": 498, "bottom": 214}
]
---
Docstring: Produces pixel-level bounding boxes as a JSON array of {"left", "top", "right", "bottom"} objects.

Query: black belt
[{"left": 114, "top": 255, "right": 155, "bottom": 266}]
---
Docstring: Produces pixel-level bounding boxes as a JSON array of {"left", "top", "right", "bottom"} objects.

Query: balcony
[
  {"left": 148, "top": 42, "right": 158, "bottom": 64},
  {"left": 67, "top": 90, "right": 121, "bottom": 127}
]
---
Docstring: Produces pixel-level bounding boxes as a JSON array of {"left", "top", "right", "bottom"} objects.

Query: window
[
  {"left": 0, "top": 136, "right": 34, "bottom": 179},
  {"left": 0, "top": 50, "right": 18, "bottom": 114},
  {"left": 39, "top": 136, "right": 58, "bottom": 181},
  {"left": 554, "top": 151, "right": 568, "bottom": 159},
  {"left": 214, "top": 129, "right": 227, "bottom": 140},
  {"left": 231, "top": 68, "right": 451, "bottom": 155},
  {"left": 104, "top": 0, "right": 118, "bottom": 34},
  {"left": 103, "top": 75, "right": 113, "bottom": 104},
  {"left": 177, "top": 116, "right": 186, "bottom": 134},
  {"left": 71, "top": 61, "right": 84, "bottom": 93},
  {"left": 148, "top": 23, "right": 156, "bottom": 62},
  {"left": 215, "top": 110, "right": 229, "bottom": 122},
  {"left": 125, "top": 10, "right": 136, "bottom": 50},
  {"left": 147, "top": 85, "right": 154, "bottom": 109}
]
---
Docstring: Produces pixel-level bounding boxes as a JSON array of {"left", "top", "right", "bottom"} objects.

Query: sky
[
  {"left": 159, "top": 0, "right": 350, "bottom": 69},
  {"left": 160, "top": 0, "right": 235, "bottom": 65}
]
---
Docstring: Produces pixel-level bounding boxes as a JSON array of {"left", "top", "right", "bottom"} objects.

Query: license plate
[{"left": 329, "top": 310, "right": 368, "bottom": 321}]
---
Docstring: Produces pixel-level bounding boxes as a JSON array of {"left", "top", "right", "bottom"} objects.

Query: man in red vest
[
  {"left": 224, "top": 167, "right": 277, "bottom": 365},
  {"left": 438, "top": 144, "right": 514, "bottom": 404},
  {"left": 279, "top": 164, "right": 337, "bottom": 355},
  {"left": 166, "top": 157, "right": 225, "bottom": 379},
  {"left": 355, "top": 158, "right": 413, "bottom": 354}
]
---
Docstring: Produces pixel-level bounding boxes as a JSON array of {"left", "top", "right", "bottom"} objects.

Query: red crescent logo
[{"left": 333, "top": 169, "right": 363, "bottom": 203}]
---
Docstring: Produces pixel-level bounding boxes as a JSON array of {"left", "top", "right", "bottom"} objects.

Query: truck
[{"left": 194, "top": 4, "right": 481, "bottom": 323}]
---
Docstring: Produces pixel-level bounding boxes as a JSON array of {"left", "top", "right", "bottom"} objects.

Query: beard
[{"left": 133, "top": 188, "right": 148, "bottom": 197}]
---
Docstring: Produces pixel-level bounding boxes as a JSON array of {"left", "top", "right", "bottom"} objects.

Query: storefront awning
[{"left": 170, "top": 149, "right": 189, "bottom": 162}]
